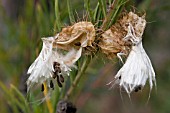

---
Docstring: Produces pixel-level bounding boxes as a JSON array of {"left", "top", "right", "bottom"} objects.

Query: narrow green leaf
[
  {"left": 108, "top": 0, "right": 127, "bottom": 27},
  {"left": 108, "top": 0, "right": 112, "bottom": 5},
  {"left": 98, "top": 0, "right": 107, "bottom": 17},
  {"left": 52, "top": 86, "right": 60, "bottom": 112},
  {"left": 0, "top": 81, "right": 11, "bottom": 98},
  {"left": 93, "top": 2, "right": 103, "bottom": 27},
  {"left": 10, "top": 85, "right": 30, "bottom": 113},
  {"left": 67, "top": 0, "right": 75, "bottom": 24},
  {"left": 0, "top": 82, "right": 19, "bottom": 113},
  {"left": 93, "top": 3, "right": 99, "bottom": 22},
  {"left": 101, "top": 0, "right": 127, "bottom": 30},
  {"left": 84, "top": 0, "right": 93, "bottom": 22},
  {"left": 96, "top": 7, "right": 103, "bottom": 27},
  {"left": 55, "top": 0, "right": 62, "bottom": 31}
]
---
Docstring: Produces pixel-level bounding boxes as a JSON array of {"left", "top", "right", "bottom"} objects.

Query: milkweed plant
[{"left": 0, "top": 0, "right": 157, "bottom": 113}]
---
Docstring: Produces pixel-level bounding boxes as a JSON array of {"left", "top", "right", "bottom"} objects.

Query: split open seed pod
[
  {"left": 102, "top": 12, "right": 156, "bottom": 94},
  {"left": 120, "top": 12, "right": 146, "bottom": 38},
  {"left": 27, "top": 22, "right": 96, "bottom": 91},
  {"left": 99, "top": 19, "right": 132, "bottom": 59},
  {"left": 54, "top": 21, "right": 95, "bottom": 51}
]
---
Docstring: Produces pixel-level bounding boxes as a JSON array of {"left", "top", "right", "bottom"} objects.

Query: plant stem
[
  {"left": 101, "top": 0, "right": 126, "bottom": 30},
  {"left": 55, "top": 0, "right": 61, "bottom": 31},
  {"left": 101, "top": 0, "right": 118, "bottom": 30},
  {"left": 67, "top": 0, "right": 75, "bottom": 24},
  {"left": 43, "top": 83, "right": 53, "bottom": 113},
  {"left": 64, "top": 56, "right": 91, "bottom": 100}
]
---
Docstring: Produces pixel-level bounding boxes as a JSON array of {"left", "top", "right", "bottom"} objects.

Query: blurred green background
[{"left": 0, "top": 0, "right": 170, "bottom": 113}]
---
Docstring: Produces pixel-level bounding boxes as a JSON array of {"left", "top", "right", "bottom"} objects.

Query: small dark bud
[{"left": 57, "top": 100, "right": 77, "bottom": 113}]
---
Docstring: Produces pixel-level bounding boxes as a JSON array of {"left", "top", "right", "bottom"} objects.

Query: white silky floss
[
  {"left": 27, "top": 37, "right": 56, "bottom": 90},
  {"left": 27, "top": 35, "right": 82, "bottom": 91},
  {"left": 115, "top": 23, "right": 156, "bottom": 94}
]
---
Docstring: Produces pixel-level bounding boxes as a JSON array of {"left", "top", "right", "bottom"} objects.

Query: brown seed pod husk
[
  {"left": 99, "top": 12, "right": 146, "bottom": 59},
  {"left": 54, "top": 21, "right": 95, "bottom": 51},
  {"left": 99, "top": 22, "right": 131, "bottom": 59},
  {"left": 119, "top": 11, "right": 146, "bottom": 38}
]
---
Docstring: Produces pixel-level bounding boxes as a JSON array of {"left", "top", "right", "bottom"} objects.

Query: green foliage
[
  {"left": 0, "top": 82, "right": 30, "bottom": 113},
  {"left": 0, "top": 0, "right": 127, "bottom": 112},
  {"left": 0, "top": 0, "right": 170, "bottom": 113}
]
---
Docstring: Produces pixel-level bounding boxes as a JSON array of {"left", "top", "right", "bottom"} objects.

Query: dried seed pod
[
  {"left": 120, "top": 12, "right": 146, "bottom": 38},
  {"left": 99, "top": 21, "right": 132, "bottom": 59},
  {"left": 55, "top": 21, "right": 95, "bottom": 50},
  {"left": 99, "top": 12, "right": 146, "bottom": 59},
  {"left": 104, "top": 12, "right": 156, "bottom": 95},
  {"left": 27, "top": 22, "right": 91, "bottom": 91}
]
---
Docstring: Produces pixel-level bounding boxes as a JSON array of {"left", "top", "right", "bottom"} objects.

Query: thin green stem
[
  {"left": 55, "top": 0, "right": 61, "bottom": 31},
  {"left": 98, "top": 0, "right": 107, "bottom": 17},
  {"left": 84, "top": 0, "right": 93, "bottom": 22},
  {"left": 101, "top": 0, "right": 118, "bottom": 30},
  {"left": 67, "top": 0, "right": 75, "bottom": 24},
  {"left": 101, "top": 0, "right": 127, "bottom": 30},
  {"left": 64, "top": 56, "right": 91, "bottom": 100}
]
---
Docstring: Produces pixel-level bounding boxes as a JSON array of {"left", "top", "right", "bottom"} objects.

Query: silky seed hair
[{"left": 106, "top": 12, "right": 156, "bottom": 95}]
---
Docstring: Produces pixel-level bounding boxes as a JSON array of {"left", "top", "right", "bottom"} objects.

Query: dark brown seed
[
  {"left": 53, "top": 73, "right": 57, "bottom": 79},
  {"left": 74, "top": 42, "right": 81, "bottom": 46},
  {"left": 134, "top": 85, "right": 142, "bottom": 92},
  {"left": 55, "top": 69, "right": 59, "bottom": 73},
  {"left": 119, "top": 76, "right": 121, "bottom": 80},
  {"left": 50, "top": 80, "right": 54, "bottom": 90},
  {"left": 53, "top": 62, "right": 60, "bottom": 69},
  {"left": 56, "top": 67, "right": 61, "bottom": 72},
  {"left": 134, "top": 88, "right": 139, "bottom": 92},
  {"left": 55, "top": 67, "right": 61, "bottom": 71},
  {"left": 54, "top": 62, "right": 60, "bottom": 66},
  {"left": 53, "top": 62, "right": 57, "bottom": 67},
  {"left": 56, "top": 74, "right": 62, "bottom": 87},
  {"left": 53, "top": 61, "right": 63, "bottom": 87},
  {"left": 60, "top": 75, "right": 64, "bottom": 83},
  {"left": 57, "top": 82, "right": 62, "bottom": 88},
  {"left": 57, "top": 63, "right": 60, "bottom": 66},
  {"left": 138, "top": 86, "right": 142, "bottom": 90},
  {"left": 41, "top": 84, "right": 44, "bottom": 92},
  {"left": 58, "top": 69, "right": 61, "bottom": 73}
]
